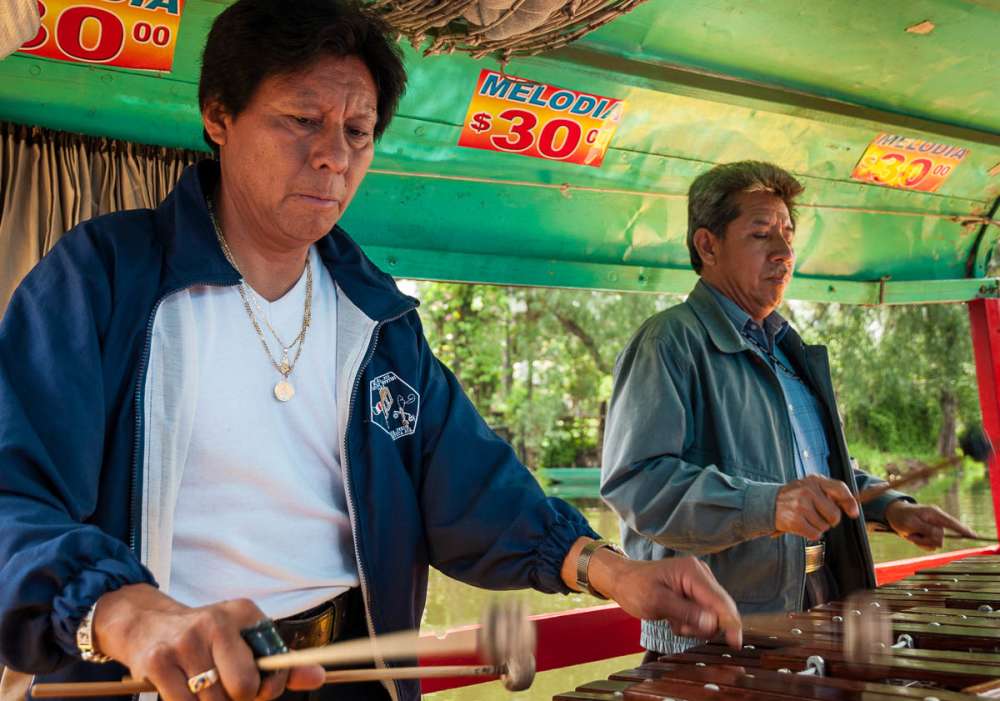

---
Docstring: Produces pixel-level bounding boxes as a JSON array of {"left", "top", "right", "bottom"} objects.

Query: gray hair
[{"left": 686, "top": 161, "right": 804, "bottom": 273}]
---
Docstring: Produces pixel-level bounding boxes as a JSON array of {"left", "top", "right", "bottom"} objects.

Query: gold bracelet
[{"left": 76, "top": 601, "right": 113, "bottom": 664}]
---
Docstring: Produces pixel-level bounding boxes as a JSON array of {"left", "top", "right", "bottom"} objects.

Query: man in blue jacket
[{"left": 0, "top": 2, "right": 741, "bottom": 700}]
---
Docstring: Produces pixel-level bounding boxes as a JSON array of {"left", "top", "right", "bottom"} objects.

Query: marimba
[{"left": 555, "top": 554, "right": 1000, "bottom": 700}]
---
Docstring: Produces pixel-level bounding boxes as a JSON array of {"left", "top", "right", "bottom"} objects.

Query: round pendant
[{"left": 274, "top": 379, "right": 295, "bottom": 402}]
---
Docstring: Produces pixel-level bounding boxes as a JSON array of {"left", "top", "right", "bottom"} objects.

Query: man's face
[
  {"left": 696, "top": 190, "right": 796, "bottom": 319},
  {"left": 203, "top": 55, "right": 378, "bottom": 246}
]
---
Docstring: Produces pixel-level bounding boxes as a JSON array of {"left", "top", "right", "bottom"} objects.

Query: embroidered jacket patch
[{"left": 370, "top": 371, "right": 420, "bottom": 440}]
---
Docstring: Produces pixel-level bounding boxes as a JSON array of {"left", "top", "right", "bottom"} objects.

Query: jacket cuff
[
  {"left": 531, "top": 498, "right": 600, "bottom": 594},
  {"left": 863, "top": 491, "right": 915, "bottom": 526},
  {"left": 51, "top": 557, "right": 157, "bottom": 659},
  {"left": 742, "top": 481, "right": 782, "bottom": 539},
  {"left": 641, "top": 618, "right": 700, "bottom": 655}
]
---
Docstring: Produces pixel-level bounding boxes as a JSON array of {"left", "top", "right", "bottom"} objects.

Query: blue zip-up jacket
[{"left": 0, "top": 161, "right": 597, "bottom": 700}]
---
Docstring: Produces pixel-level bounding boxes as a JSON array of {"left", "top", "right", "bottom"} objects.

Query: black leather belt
[{"left": 274, "top": 589, "right": 354, "bottom": 650}]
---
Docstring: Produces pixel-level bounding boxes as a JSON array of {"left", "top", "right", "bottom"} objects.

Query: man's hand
[
  {"left": 775, "top": 475, "right": 860, "bottom": 540},
  {"left": 93, "top": 584, "right": 325, "bottom": 701},
  {"left": 561, "top": 539, "right": 742, "bottom": 648},
  {"left": 885, "top": 500, "right": 978, "bottom": 550}
]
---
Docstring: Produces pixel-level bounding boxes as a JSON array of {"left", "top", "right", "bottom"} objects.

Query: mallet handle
[
  {"left": 857, "top": 455, "right": 961, "bottom": 505},
  {"left": 323, "top": 665, "right": 499, "bottom": 683},
  {"left": 257, "top": 628, "right": 476, "bottom": 670},
  {"left": 31, "top": 680, "right": 151, "bottom": 698},
  {"left": 30, "top": 665, "right": 501, "bottom": 698}
]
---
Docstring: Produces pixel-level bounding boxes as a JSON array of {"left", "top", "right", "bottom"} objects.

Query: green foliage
[
  {"left": 847, "top": 444, "right": 938, "bottom": 480},
  {"left": 414, "top": 281, "right": 983, "bottom": 468},
  {"left": 415, "top": 282, "right": 672, "bottom": 467},
  {"left": 794, "top": 303, "right": 981, "bottom": 455}
]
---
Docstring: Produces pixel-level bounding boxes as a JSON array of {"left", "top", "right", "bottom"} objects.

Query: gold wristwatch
[
  {"left": 76, "top": 601, "right": 113, "bottom": 663},
  {"left": 575, "top": 539, "right": 626, "bottom": 599}
]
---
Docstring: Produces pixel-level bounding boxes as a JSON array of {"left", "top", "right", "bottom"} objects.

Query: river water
[{"left": 424, "top": 468, "right": 997, "bottom": 700}]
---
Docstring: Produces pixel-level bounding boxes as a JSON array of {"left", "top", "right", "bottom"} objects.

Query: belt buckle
[
  {"left": 276, "top": 592, "right": 350, "bottom": 650},
  {"left": 804, "top": 542, "right": 825, "bottom": 575}
]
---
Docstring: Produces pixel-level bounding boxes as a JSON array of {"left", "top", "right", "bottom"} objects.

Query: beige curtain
[
  {"left": 0, "top": 124, "right": 203, "bottom": 687},
  {"left": 0, "top": 122, "right": 204, "bottom": 314}
]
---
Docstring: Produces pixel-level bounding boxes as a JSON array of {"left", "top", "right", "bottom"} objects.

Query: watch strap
[{"left": 575, "top": 539, "right": 625, "bottom": 599}]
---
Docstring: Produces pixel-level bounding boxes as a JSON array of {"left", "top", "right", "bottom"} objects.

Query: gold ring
[{"left": 187, "top": 668, "right": 220, "bottom": 694}]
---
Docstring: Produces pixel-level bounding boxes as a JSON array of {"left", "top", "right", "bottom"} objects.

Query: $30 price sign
[
  {"left": 457, "top": 69, "right": 625, "bottom": 168},
  {"left": 19, "top": 0, "right": 183, "bottom": 72},
  {"left": 850, "top": 133, "right": 969, "bottom": 193}
]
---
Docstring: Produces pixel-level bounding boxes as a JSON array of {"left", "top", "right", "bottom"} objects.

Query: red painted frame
[
  {"left": 419, "top": 299, "right": 1000, "bottom": 694},
  {"left": 873, "top": 544, "right": 999, "bottom": 585},
  {"left": 969, "top": 298, "right": 1000, "bottom": 536},
  {"left": 418, "top": 604, "right": 640, "bottom": 693}
]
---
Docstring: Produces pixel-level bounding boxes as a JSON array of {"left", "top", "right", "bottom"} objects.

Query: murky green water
[{"left": 424, "top": 468, "right": 997, "bottom": 700}]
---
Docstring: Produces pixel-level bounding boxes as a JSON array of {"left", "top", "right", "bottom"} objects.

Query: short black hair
[
  {"left": 686, "top": 161, "right": 804, "bottom": 273},
  {"left": 198, "top": 0, "right": 407, "bottom": 151}
]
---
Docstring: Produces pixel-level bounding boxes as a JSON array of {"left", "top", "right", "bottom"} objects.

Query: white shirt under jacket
[{"left": 169, "top": 248, "right": 360, "bottom": 618}]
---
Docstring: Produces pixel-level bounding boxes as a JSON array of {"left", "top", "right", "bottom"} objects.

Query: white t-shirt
[{"left": 169, "top": 249, "right": 359, "bottom": 618}]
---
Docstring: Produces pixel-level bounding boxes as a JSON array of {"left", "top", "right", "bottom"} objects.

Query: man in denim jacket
[{"left": 601, "top": 161, "right": 975, "bottom": 658}]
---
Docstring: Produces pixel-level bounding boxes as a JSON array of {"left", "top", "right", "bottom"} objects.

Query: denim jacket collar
[{"left": 685, "top": 279, "right": 749, "bottom": 354}]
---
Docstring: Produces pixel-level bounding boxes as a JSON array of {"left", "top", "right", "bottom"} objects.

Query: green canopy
[{"left": 3, "top": 0, "right": 998, "bottom": 305}]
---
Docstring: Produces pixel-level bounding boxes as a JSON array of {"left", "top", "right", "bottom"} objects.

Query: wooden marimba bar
[{"left": 555, "top": 554, "right": 1000, "bottom": 701}]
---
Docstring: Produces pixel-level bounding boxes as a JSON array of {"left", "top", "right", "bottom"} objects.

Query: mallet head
[
  {"left": 960, "top": 425, "right": 993, "bottom": 463},
  {"left": 478, "top": 600, "right": 536, "bottom": 692}
]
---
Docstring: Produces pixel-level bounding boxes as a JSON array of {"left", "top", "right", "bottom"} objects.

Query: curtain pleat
[{"left": 0, "top": 122, "right": 204, "bottom": 314}]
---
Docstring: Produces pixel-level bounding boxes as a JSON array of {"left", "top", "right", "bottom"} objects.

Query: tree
[
  {"left": 796, "top": 302, "right": 980, "bottom": 457},
  {"left": 416, "top": 280, "right": 982, "bottom": 469},
  {"left": 415, "top": 281, "right": 674, "bottom": 467}
]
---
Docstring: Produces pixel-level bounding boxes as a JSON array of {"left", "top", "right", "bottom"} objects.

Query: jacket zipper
[
  {"left": 746, "top": 347, "right": 808, "bottom": 610},
  {"left": 125, "top": 282, "right": 226, "bottom": 701},
  {"left": 340, "top": 306, "right": 412, "bottom": 701},
  {"left": 127, "top": 281, "right": 234, "bottom": 557},
  {"left": 129, "top": 284, "right": 413, "bottom": 700},
  {"left": 797, "top": 346, "right": 878, "bottom": 590},
  {"left": 124, "top": 291, "right": 173, "bottom": 701}
]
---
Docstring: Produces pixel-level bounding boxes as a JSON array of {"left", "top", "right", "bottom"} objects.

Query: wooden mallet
[
  {"left": 30, "top": 601, "right": 536, "bottom": 697},
  {"left": 858, "top": 425, "right": 993, "bottom": 505}
]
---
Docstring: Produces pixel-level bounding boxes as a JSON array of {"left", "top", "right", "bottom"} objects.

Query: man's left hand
[{"left": 884, "top": 500, "right": 977, "bottom": 550}]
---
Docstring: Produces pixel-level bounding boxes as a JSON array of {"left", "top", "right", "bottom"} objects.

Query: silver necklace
[{"left": 207, "top": 198, "right": 312, "bottom": 402}]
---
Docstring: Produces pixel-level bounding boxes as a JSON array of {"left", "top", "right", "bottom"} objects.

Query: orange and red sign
[
  {"left": 851, "top": 133, "right": 969, "bottom": 193},
  {"left": 457, "top": 69, "right": 625, "bottom": 168},
  {"left": 19, "top": 0, "right": 183, "bottom": 72}
]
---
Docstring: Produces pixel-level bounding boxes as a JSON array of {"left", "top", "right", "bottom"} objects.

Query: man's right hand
[
  {"left": 774, "top": 475, "right": 860, "bottom": 540},
  {"left": 93, "top": 584, "right": 324, "bottom": 701}
]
